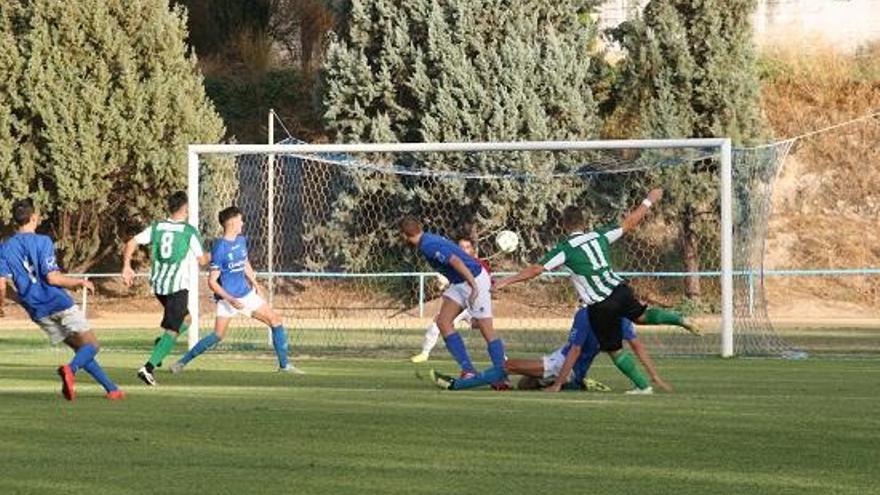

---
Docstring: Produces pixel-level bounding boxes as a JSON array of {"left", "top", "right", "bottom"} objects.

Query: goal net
[{"left": 187, "top": 140, "right": 797, "bottom": 357}]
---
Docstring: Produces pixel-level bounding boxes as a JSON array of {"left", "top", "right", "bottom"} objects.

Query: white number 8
[{"left": 160, "top": 232, "right": 174, "bottom": 258}]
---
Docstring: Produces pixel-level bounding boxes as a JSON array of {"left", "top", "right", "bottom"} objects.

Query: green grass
[{"left": 1, "top": 329, "right": 879, "bottom": 495}]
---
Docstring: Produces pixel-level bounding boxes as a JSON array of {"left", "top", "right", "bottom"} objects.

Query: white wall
[{"left": 598, "top": 0, "right": 880, "bottom": 52}]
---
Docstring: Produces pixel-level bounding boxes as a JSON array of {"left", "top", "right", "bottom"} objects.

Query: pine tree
[
  {"left": 608, "top": 0, "right": 767, "bottom": 300},
  {"left": 318, "top": 0, "right": 604, "bottom": 271},
  {"left": 0, "top": 0, "right": 225, "bottom": 271}
]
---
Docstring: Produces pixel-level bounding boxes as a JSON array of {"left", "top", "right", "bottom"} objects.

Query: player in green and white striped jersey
[
  {"left": 121, "top": 191, "right": 209, "bottom": 386},
  {"left": 495, "top": 188, "right": 699, "bottom": 394}
]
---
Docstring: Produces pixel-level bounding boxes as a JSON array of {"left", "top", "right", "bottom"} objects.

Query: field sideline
[{"left": 1, "top": 329, "right": 878, "bottom": 495}]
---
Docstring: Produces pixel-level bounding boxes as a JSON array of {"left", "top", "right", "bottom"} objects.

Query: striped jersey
[
  {"left": 133, "top": 220, "right": 204, "bottom": 295},
  {"left": 539, "top": 225, "right": 625, "bottom": 305}
]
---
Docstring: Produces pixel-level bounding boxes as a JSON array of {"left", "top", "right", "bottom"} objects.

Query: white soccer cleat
[
  {"left": 625, "top": 386, "right": 654, "bottom": 395},
  {"left": 682, "top": 318, "right": 702, "bottom": 336},
  {"left": 137, "top": 366, "right": 157, "bottom": 386},
  {"left": 169, "top": 362, "right": 185, "bottom": 374},
  {"left": 410, "top": 352, "right": 430, "bottom": 363},
  {"left": 279, "top": 364, "right": 306, "bottom": 374}
]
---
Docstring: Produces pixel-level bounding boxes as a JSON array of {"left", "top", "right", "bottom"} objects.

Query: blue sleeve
[
  {"left": 39, "top": 237, "right": 61, "bottom": 274},
  {"left": 209, "top": 242, "right": 223, "bottom": 271},
  {"left": 622, "top": 319, "right": 637, "bottom": 340},
  {"left": 0, "top": 249, "right": 10, "bottom": 278},
  {"left": 420, "top": 238, "right": 449, "bottom": 266}
]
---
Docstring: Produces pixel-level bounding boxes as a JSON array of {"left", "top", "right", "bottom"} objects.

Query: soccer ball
[{"left": 495, "top": 230, "right": 519, "bottom": 253}]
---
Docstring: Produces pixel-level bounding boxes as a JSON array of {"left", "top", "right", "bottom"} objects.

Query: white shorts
[
  {"left": 442, "top": 269, "right": 493, "bottom": 319},
  {"left": 542, "top": 348, "right": 574, "bottom": 382},
  {"left": 37, "top": 306, "right": 89, "bottom": 345},
  {"left": 216, "top": 290, "right": 266, "bottom": 319}
]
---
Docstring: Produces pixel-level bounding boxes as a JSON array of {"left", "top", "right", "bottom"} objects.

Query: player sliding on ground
[
  {"left": 494, "top": 188, "right": 699, "bottom": 394},
  {"left": 122, "top": 191, "right": 210, "bottom": 386},
  {"left": 0, "top": 199, "right": 124, "bottom": 400},
  {"left": 169, "top": 206, "right": 302, "bottom": 374},
  {"left": 400, "top": 217, "right": 507, "bottom": 387},
  {"left": 410, "top": 237, "right": 491, "bottom": 364}
]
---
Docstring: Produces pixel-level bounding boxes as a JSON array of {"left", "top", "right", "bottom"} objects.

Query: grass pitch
[{"left": 1, "top": 329, "right": 878, "bottom": 495}]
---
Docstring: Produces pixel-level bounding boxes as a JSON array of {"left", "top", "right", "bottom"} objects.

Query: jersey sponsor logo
[{"left": 156, "top": 223, "right": 185, "bottom": 232}]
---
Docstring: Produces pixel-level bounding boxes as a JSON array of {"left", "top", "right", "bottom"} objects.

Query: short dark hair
[
  {"left": 167, "top": 191, "right": 188, "bottom": 214},
  {"left": 456, "top": 237, "right": 474, "bottom": 247},
  {"left": 561, "top": 206, "right": 585, "bottom": 231},
  {"left": 399, "top": 215, "right": 422, "bottom": 236},
  {"left": 12, "top": 198, "right": 35, "bottom": 227},
  {"left": 218, "top": 206, "right": 242, "bottom": 226}
]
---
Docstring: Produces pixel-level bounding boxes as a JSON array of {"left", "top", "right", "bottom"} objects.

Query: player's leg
[
  {"left": 470, "top": 271, "right": 506, "bottom": 380},
  {"left": 436, "top": 295, "right": 476, "bottom": 376},
  {"left": 411, "top": 317, "right": 441, "bottom": 363},
  {"left": 504, "top": 358, "right": 545, "bottom": 378},
  {"left": 138, "top": 291, "right": 189, "bottom": 385},
  {"left": 172, "top": 315, "right": 229, "bottom": 372},
  {"left": 250, "top": 297, "right": 302, "bottom": 373},
  {"left": 64, "top": 330, "right": 124, "bottom": 399},
  {"left": 637, "top": 307, "right": 701, "bottom": 335},
  {"left": 429, "top": 366, "right": 505, "bottom": 390},
  {"left": 591, "top": 286, "right": 651, "bottom": 393}
]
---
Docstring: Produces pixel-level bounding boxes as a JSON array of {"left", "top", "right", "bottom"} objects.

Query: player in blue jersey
[
  {"left": 169, "top": 206, "right": 303, "bottom": 374},
  {"left": 0, "top": 199, "right": 124, "bottom": 400},
  {"left": 400, "top": 216, "right": 507, "bottom": 387}
]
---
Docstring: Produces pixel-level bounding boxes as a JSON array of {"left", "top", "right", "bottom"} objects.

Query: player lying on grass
[
  {"left": 494, "top": 189, "right": 699, "bottom": 394},
  {"left": 123, "top": 191, "right": 210, "bottom": 386},
  {"left": 0, "top": 198, "right": 124, "bottom": 400},
  {"left": 431, "top": 307, "right": 670, "bottom": 393},
  {"left": 170, "top": 206, "right": 303, "bottom": 374},
  {"left": 410, "top": 237, "right": 491, "bottom": 364},
  {"left": 400, "top": 216, "right": 507, "bottom": 387}
]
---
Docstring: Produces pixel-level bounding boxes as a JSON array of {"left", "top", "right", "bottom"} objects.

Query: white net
[{"left": 193, "top": 141, "right": 796, "bottom": 357}]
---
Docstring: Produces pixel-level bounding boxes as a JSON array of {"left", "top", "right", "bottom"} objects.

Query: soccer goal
[{"left": 186, "top": 139, "right": 796, "bottom": 357}]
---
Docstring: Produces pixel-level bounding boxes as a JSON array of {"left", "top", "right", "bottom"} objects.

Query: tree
[
  {"left": 0, "top": 0, "right": 225, "bottom": 271},
  {"left": 607, "top": 0, "right": 767, "bottom": 300},
  {"left": 317, "top": 0, "right": 604, "bottom": 273}
]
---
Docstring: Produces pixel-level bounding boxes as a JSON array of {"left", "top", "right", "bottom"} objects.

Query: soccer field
[{"left": 1, "top": 329, "right": 878, "bottom": 495}]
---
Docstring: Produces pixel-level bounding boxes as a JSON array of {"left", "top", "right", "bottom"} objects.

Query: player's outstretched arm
[
  {"left": 627, "top": 338, "right": 671, "bottom": 392},
  {"left": 621, "top": 188, "right": 663, "bottom": 233},
  {"left": 546, "top": 344, "right": 582, "bottom": 392},
  {"left": 493, "top": 264, "right": 544, "bottom": 291},
  {"left": 46, "top": 271, "right": 94, "bottom": 293}
]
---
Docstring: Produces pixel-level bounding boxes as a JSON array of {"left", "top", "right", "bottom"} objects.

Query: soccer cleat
[
  {"left": 57, "top": 365, "right": 76, "bottom": 401},
  {"left": 583, "top": 378, "right": 613, "bottom": 392},
  {"left": 460, "top": 370, "right": 476, "bottom": 380},
  {"left": 137, "top": 366, "right": 157, "bottom": 386},
  {"left": 682, "top": 318, "right": 702, "bottom": 336},
  {"left": 279, "top": 364, "right": 306, "bottom": 374},
  {"left": 624, "top": 386, "right": 654, "bottom": 395},
  {"left": 169, "top": 362, "right": 185, "bottom": 374},
  {"left": 429, "top": 369, "right": 455, "bottom": 390},
  {"left": 105, "top": 390, "right": 126, "bottom": 401},
  {"left": 410, "top": 352, "right": 430, "bottom": 363}
]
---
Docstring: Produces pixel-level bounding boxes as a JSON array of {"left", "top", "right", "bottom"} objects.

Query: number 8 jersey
[
  {"left": 133, "top": 220, "right": 204, "bottom": 295},
  {"left": 539, "top": 224, "right": 625, "bottom": 305}
]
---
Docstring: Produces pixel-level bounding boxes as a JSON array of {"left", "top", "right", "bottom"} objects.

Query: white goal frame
[{"left": 186, "top": 139, "right": 735, "bottom": 357}]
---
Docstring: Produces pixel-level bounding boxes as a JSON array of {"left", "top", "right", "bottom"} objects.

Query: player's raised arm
[
  {"left": 493, "top": 264, "right": 545, "bottom": 291},
  {"left": 621, "top": 188, "right": 663, "bottom": 233}
]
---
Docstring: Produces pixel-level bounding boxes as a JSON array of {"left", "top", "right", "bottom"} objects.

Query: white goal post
[{"left": 186, "top": 138, "right": 735, "bottom": 357}]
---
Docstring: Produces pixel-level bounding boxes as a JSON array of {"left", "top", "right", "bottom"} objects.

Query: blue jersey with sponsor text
[
  {"left": 210, "top": 236, "right": 251, "bottom": 299},
  {"left": 0, "top": 233, "right": 75, "bottom": 320},
  {"left": 418, "top": 233, "right": 483, "bottom": 284}
]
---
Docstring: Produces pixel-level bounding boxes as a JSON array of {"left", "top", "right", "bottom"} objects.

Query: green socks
[
  {"left": 611, "top": 350, "right": 650, "bottom": 389},
  {"left": 147, "top": 323, "right": 189, "bottom": 368},
  {"left": 643, "top": 308, "right": 685, "bottom": 326}
]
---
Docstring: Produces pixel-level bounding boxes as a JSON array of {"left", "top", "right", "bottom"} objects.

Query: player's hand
[
  {"left": 121, "top": 265, "right": 135, "bottom": 287},
  {"left": 81, "top": 279, "right": 95, "bottom": 293},
  {"left": 230, "top": 299, "right": 245, "bottom": 310},
  {"left": 653, "top": 377, "right": 673, "bottom": 392},
  {"left": 647, "top": 188, "right": 663, "bottom": 204},
  {"left": 544, "top": 382, "right": 563, "bottom": 393}
]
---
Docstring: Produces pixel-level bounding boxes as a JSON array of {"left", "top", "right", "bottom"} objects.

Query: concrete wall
[{"left": 597, "top": 0, "right": 880, "bottom": 51}]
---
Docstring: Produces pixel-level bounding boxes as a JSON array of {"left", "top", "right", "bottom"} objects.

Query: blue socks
[
  {"left": 82, "top": 359, "right": 118, "bottom": 392},
  {"left": 487, "top": 339, "right": 506, "bottom": 370},
  {"left": 443, "top": 332, "right": 475, "bottom": 374},
  {"left": 179, "top": 333, "right": 221, "bottom": 366},
  {"left": 69, "top": 344, "right": 98, "bottom": 373},
  {"left": 451, "top": 366, "right": 506, "bottom": 390},
  {"left": 271, "top": 325, "right": 290, "bottom": 368}
]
